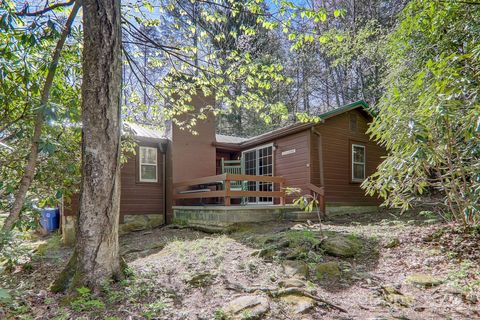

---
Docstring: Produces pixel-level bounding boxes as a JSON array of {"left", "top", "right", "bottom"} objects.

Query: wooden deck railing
[
  {"left": 307, "top": 183, "right": 326, "bottom": 215},
  {"left": 173, "top": 173, "right": 285, "bottom": 206}
]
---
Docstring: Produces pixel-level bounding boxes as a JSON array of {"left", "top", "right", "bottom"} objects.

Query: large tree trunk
[
  {"left": 52, "top": 0, "right": 123, "bottom": 292},
  {"left": 0, "top": 2, "right": 81, "bottom": 245}
]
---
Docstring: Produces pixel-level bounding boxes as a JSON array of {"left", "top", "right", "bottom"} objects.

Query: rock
[
  {"left": 405, "top": 273, "right": 442, "bottom": 288},
  {"left": 119, "top": 214, "right": 164, "bottom": 235},
  {"left": 223, "top": 295, "right": 270, "bottom": 319},
  {"left": 465, "top": 293, "right": 478, "bottom": 304},
  {"left": 285, "top": 246, "right": 309, "bottom": 260},
  {"left": 37, "top": 290, "right": 48, "bottom": 298},
  {"left": 146, "top": 214, "right": 164, "bottom": 228},
  {"left": 281, "top": 260, "right": 309, "bottom": 279},
  {"left": 280, "top": 294, "right": 315, "bottom": 314},
  {"left": 258, "top": 247, "right": 277, "bottom": 260},
  {"left": 307, "top": 250, "right": 323, "bottom": 263},
  {"left": 381, "top": 286, "right": 413, "bottom": 307},
  {"left": 277, "top": 240, "right": 291, "bottom": 248},
  {"left": 186, "top": 272, "right": 215, "bottom": 287},
  {"left": 278, "top": 278, "right": 307, "bottom": 288},
  {"left": 120, "top": 216, "right": 149, "bottom": 234},
  {"left": 250, "top": 250, "right": 261, "bottom": 257},
  {"left": 321, "top": 234, "right": 362, "bottom": 257},
  {"left": 315, "top": 261, "right": 341, "bottom": 281},
  {"left": 381, "top": 285, "right": 401, "bottom": 295},
  {"left": 384, "top": 238, "right": 400, "bottom": 248}
]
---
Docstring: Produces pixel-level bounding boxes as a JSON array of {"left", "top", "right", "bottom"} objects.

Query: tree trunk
[
  {"left": 0, "top": 2, "right": 81, "bottom": 243},
  {"left": 52, "top": 0, "right": 123, "bottom": 292}
]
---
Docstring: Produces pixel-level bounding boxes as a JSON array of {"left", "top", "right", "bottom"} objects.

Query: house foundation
[
  {"left": 61, "top": 213, "right": 165, "bottom": 246},
  {"left": 172, "top": 205, "right": 317, "bottom": 232}
]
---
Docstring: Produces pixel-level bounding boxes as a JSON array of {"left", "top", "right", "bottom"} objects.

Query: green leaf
[{"left": 319, "top": 35, "right": 328, "bottom": 44}]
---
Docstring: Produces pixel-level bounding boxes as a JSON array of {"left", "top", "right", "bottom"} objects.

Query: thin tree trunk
[
  {"left": 52, "top": 0, "right": 123, "bottom": 292},
  {"left": 0, "top": 2, "right": 81, "bottom": 240}
]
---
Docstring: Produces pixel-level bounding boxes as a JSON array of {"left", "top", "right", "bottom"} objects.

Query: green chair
[{"left": 221, "top": 157, "right": 246, "bottom": 204}]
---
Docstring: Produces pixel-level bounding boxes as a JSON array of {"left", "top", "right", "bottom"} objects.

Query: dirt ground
[{"left": 1, "top": 209, "right": 479, "bottom": 319}]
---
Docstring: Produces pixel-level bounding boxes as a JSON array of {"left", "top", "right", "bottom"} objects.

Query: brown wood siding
[
  {"left": 120, "top": 140, "right": 165, "bottom": 219},
  {"left": 62, "top": 140, "right": 166, "bottom": 222},
  {"left": 275, "top": 130, "right": 311, "bottom": 203},
  {"left": 310, "top": 131, "right": 322, "bottom": 188},
  {"left": 242, "top": 130, "right": 310, "bottom": 204},
  {"left": 313, "top": 109, "right": 385, "bottom": 205}
]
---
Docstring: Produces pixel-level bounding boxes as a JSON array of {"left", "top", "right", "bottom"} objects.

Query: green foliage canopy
[
  {"left": 363, "top": 0, "right": 480, "bottom": 225},
  {"left": 0, "top": 4, "right": 82, "bottom": 214}
]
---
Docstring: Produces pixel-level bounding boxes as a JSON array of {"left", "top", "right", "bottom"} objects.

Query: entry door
[{"left": 243, "top": 145, "right": 273, "bottom": 204}]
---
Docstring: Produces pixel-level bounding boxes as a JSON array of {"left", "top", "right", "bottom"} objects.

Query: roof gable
[
  {"left": 318, "top": 100, "right": 371, "bottom": 120},
  {"left": 215, "top": 100, "right": 371, "bottom": 148}
]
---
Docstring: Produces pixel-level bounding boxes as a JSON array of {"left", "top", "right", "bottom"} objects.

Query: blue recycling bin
[{"left": 40, "top": 208, "right": 60, "bottom": 233}]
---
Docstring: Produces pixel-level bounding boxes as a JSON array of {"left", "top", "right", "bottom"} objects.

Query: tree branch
[
  {"left": 0, "top": 1, "right": 82, "bottom": 240},
  {"left": 15, "top": 0, "right": 76, "bottom": 17}
]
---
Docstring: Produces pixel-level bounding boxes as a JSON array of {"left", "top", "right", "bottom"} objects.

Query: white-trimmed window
[
  {"left": 139, "top": 146, "right": 157, "bottom": 182},
  {"left": 352, "top": 144, "right": 365, "bottom": 181}
]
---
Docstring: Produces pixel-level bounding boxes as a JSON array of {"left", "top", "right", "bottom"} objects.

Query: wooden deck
[
  {"left": 173, "top": 173, "right": 286, "bottom": 206},
  {"left": 173, "top": 173, "right": 326, "bottom": 214}
]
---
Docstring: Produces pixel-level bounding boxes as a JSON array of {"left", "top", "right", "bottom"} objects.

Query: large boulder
[
  {"left": 120, "top": 215, "right": 149, "bottom": 234},
  {"left": 315, "top": 261, "right": 341, "bottom": 281},
  {"left": 223, "top": 295, "right": 270, "bottom": 319},
  {"left": 281, "top": 260, "right": 309, "bottom": 279},
  {"left": 146, "top": 214, "right": 164, "bottom": 228},
  {"left": 119, "top": 214, "right": 164, "bottom": 235},
  {"left": 321, "top": 234, "right": 362, "bottom": 258},
  {"left": 280, "top": 294, "right": 315, "bottom": 314}
]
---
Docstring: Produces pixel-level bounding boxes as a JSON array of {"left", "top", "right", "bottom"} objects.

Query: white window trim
[
  {"left": 139, "top": 146, "right": 158, "bottom": 183},
  {"left": 242, "top": 143, "right": 274, "bottom": 205},
  {"left": 351, "top": 144, "right": 366, "bottom": 182}
]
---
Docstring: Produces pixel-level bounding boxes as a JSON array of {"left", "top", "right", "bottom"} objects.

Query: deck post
[
  {"left": 224, "top": 178, "right": 231, "bottom": 206},
  {"left": 319, "top": 193, "right": 326, "bottom": 216}
]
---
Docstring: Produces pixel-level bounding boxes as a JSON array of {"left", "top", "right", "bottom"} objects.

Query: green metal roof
[{"left": 319, "top": 100, "right": 372, "bottom": 119}]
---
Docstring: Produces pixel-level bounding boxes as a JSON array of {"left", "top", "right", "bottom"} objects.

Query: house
[{"left": 62, "top": 92, "right": 385, "bottom": 240}]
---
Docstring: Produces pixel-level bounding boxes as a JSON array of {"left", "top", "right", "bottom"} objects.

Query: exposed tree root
[
  {"left": 50, "top": 251, "right": 126, "bottom": 294},
  {"left": 225, "top": 281, "right": 347, "bottom": 313},
  {"left": 50, "top": 251, "right": 80, "bottom": 293}
]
